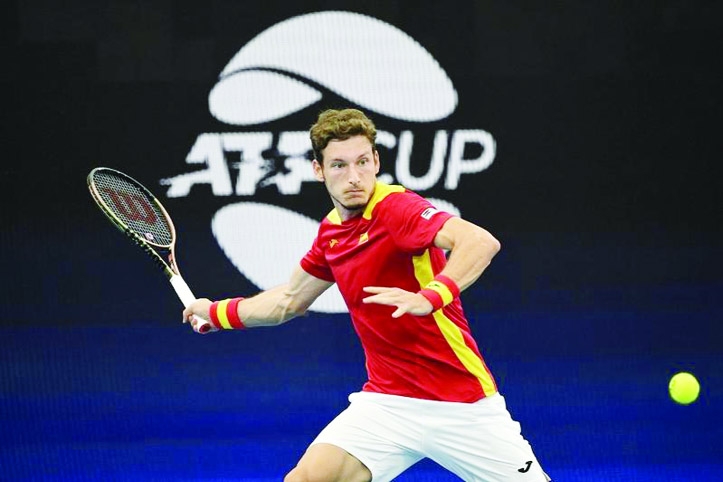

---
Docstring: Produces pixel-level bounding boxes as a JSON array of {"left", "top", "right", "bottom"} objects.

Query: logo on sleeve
[{"left": 421, "top": 207, "right": 440, "bottom": 220}]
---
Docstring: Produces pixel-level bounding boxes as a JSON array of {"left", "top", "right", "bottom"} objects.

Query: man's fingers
[
  {"left": 363, "top": 286, "right": 394, "bottom": 294},
  {"left": 362, "top": 293, "right": 388, "bottom": 305},
  {"left": 363, "top": 286, "right": 405, "bottom": 303},
  {"left": 391, "top": 307, "right": 407, "bottom": 318},
  {"left": 363, "top": 286, "right": 432, "bottom": 317},
  {"left": 363, "top": 291, "right": 401, "bottom": 305}
]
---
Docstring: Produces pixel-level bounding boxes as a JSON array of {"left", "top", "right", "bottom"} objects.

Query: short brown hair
[{"left": 310, "top": 108, "right": 377, "bottom": 163}]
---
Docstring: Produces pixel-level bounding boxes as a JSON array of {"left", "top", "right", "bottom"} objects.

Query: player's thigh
[
  {"left": 430, "top": 394, "right": 549, "bottom": 481},
  {"left": 310, "top": 393, "right": 425, "bottom": 481},
  {"left": 284, "top": 442, "right": 371, "bottom": 482}
]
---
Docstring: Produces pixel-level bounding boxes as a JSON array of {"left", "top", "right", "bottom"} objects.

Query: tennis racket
[{"left": 87, "top": 167, "right": 213, "bottom": 334}]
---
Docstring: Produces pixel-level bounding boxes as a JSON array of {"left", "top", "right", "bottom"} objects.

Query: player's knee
[
  {"left": 283, "top": 466, "right": 327, "bottom": 482},
  {"left": 283, "top": 466, "right": 304, "bottom": 482},
  {"left": 285, "top": 443, "right": 371, "bottom": 482},
  {"left": 284, "top": 464, "right": 370, "bottom": 482}
]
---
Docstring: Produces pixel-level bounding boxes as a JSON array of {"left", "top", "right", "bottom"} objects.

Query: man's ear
[
  {"left": 312, "top": 159, "right": 325, "bottom": 182},
  {"left": 374, "top": 149, "right": 380, "bottom": 175}
]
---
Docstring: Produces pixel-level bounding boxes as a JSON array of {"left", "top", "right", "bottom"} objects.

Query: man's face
[{"left": 312, "top": 135, "right": 380, "bottom": 220}]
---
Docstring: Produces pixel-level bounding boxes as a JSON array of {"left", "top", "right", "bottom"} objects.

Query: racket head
[
  {"left": 88, "top": 167, "right": 176, "bottom": 250},
  {"left": 88, "top": 167, "right": 211, "bottom": 333}
]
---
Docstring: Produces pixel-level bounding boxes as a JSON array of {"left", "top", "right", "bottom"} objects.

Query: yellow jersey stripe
[
  {"left": 326, "top": 209, "right": 342, "bottom": 225},
  {"left": 363, "top": 182, "right": 405, "bottom": 220},
  {"left": 324, "top": 182, "right": 405, "bottom": 224},
  {"left": 412, "top": 249, "right": 435, "bottom": 289},
  {"left": 432, "top": 311, "right": 497, "bottom": 395},
  {"left": 413, "top": 250, "right": 496, "bottom": 396}
]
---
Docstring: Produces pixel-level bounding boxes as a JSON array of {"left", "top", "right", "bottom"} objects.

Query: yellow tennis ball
[{"left": 669, "top": 372, "right": 700, "bottom": 405}]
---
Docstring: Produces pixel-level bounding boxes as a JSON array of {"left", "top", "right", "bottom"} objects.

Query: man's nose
[{"left": 348, "top": 166, "right": 361, "bottom": 184}]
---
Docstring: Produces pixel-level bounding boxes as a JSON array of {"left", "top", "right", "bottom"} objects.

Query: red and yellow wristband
[
  {"left": 418, "top": 274, "right": 460, "bottom": 312},
  {"left": 208, "top": 297, "right": 245, "bottom": 330}
]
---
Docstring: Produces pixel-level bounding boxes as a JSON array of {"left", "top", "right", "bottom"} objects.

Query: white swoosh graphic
[
  {"left": 209, "top": 11, "right": 457, "bottom": 125},
  {"left": 212, "top": 202, "right": 347, "bottom": 313}
]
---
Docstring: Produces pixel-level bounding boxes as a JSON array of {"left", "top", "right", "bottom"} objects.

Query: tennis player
[{"left": 184, "top": 108, "right": 551, "bottom": 482}]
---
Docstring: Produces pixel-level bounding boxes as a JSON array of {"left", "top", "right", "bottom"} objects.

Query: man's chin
[
  {"left": 341, "top": 202, "right": 366, "bottom": 212},
  {"left": 339, "top": 193, "right": 369, "bottom": 211}
]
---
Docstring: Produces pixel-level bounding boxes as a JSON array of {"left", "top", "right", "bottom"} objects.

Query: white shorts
[{"left": 311, "top": 392, "right": 550, "bottom": 482}]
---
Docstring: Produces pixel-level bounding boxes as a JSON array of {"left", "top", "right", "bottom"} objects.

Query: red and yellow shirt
[{"left": 301, "top": 182, "right": 497, "bottom": 403}]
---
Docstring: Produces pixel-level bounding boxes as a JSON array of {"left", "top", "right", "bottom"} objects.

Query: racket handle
[{"left": 169, "top": 274, "right": 213, "bottom": 334}]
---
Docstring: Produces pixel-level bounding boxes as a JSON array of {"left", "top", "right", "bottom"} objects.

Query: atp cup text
[{"left": 162, "top": 130, "right": 496, "bottom": 198}]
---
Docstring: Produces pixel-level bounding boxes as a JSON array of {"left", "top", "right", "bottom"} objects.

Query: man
[{"left": 184, "top": 108, "right": 550, "bottom": 481}]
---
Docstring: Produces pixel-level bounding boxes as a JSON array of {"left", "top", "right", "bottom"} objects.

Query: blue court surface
[{"left": 2, "top": 316, "right": 720, "bottom": 481}]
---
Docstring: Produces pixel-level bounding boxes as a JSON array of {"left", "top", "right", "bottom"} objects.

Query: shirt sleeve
[
  {"left": 300, "top": 232, "right": 335, "bottom": 282},
  {"left": 379, "top": 191, "right": 454, "bottom": 252}
]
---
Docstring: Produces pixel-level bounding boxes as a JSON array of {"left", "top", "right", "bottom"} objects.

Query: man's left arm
[
  {"left": 431, "top": 217, "right": 501, "bottom": 291},
  {"left": 363, "top": 217, "right": 500, "bottom": 317}
]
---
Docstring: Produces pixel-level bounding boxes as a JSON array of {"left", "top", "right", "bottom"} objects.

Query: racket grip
[{"left": 169, "top": 274, "right": 213, "bottom": 334}]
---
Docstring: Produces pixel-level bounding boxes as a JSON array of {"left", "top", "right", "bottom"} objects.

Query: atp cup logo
[{"left": 162, "top": 11, "right": 496, "bottom": 313}]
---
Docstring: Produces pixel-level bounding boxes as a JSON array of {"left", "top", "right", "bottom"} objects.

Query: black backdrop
[{"left": 2, "top": 1, "right": 722, "bottom": 480}]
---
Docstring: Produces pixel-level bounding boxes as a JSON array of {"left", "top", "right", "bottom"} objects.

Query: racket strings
[{"left": 92, "top": 171, "right": 173, "bottom": 246}]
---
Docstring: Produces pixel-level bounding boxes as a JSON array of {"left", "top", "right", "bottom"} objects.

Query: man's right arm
[{"left": 183, "top": 265, "right": 334, "bottom": 331}]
